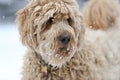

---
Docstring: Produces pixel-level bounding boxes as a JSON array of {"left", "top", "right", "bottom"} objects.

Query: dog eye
[
  {"left": 48, "top": 17, "right": 54, "bottom": 24},
  {"left": 41, "top": 17, "right": 54, "bottom": 32},
  {"left": 67, "top": 18, "right": 74, "bottom": 27}
]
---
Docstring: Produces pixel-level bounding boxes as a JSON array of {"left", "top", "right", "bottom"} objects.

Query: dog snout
[{"left": 58, "top": 34, "right": 70, "bottom": 45}]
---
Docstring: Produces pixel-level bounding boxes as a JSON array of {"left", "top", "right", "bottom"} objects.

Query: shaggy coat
[
  {"left": 16, "top": 0, "right": 120, "bottom": 80},
  {"left": 83, "top": 0, "right": 120, "bottom": 30}
]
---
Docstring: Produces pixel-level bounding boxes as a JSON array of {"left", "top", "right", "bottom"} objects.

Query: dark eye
[
  {"left": 41, "top": 17, "right": 54, "bottom": 32},
  {"left": 48, "top": 17, "right": 54, "bottom": 24},
  {"left": 67, "top": 18, "right": 74, "bottom": 27}
]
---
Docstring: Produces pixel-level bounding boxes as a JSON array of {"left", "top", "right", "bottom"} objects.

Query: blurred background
[
  {"left": 0, "top": 0, "right": 27, "bottom": 80},
  {"left": 1, "top": 0, "right": 119, "bottom": 80}
]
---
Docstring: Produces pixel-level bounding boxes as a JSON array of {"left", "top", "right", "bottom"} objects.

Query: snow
[
  {"left": 2, "top": 16, "right": 5, "bottom": 20},
  {"left": 0, "top": 24, "right": 26, "bottom": 80}
]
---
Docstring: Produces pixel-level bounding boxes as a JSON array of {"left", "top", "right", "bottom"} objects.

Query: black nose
[{"left": 59, "top": 34, "right": 70, "bottom": 45}]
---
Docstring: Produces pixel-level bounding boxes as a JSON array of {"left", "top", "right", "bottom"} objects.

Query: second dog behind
[{"left": 83, "top": 0, "right": 120, "bottom": 30}]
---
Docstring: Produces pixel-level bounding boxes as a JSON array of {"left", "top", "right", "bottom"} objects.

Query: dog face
[
  {"left": 17, "top": 0, "right": 84, "bottom": 67},
  {"left": 37, "top": 14, "right": 77, "bottom": 67}
]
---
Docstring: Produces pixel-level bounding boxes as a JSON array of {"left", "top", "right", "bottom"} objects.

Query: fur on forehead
[
  {"left": 28, "top": 0, "right": 78, "bottom": 6},
  {"left": 30, "top": 0, "right": 81, "bottom": 27},
  {"left": 28, "top": 0, "right": 79, "bottom": 18}
]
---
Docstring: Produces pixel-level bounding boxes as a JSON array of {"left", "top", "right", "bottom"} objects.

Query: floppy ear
[
  {"left": 74, "top": 14, "right": 85, "bottom": 49},
  {"left": 16, "top": 7, "right": 38, "bottom": 49}
]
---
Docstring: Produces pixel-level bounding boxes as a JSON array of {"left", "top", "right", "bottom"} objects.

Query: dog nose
[{"left": 59, "top": 34, "right": 70, "bottom": 45}]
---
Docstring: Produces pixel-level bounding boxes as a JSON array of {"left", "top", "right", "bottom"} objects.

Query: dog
[
  {"left": 16, "top": 0, "right": 120, "bottom": 80},
  {"left": 83, "top": 0, "right": 120, "bottom": 30}
]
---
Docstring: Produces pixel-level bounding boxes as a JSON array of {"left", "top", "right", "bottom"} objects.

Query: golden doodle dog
[{"left": 16, "top": 0, "right": 120, "bottom": 80}]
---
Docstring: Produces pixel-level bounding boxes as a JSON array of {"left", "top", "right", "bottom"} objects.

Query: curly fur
[
  {"left": 83, "top": 0, "right": 120, "bottom": 30},
  {"left": 16, "top": 0, "right": 120, "bottom": 80}
]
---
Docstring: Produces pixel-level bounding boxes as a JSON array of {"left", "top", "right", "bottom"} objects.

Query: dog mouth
[
  {"left": 59, "top": 47, "right": 71, "bottom": 54},
  {"left": 54, "top": 46, "right": 73, "bottom": 58}
]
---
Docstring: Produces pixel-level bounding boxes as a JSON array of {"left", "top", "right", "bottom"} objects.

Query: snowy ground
[{"left": 0, "top": 24, "right": 26, "bottom": 80}]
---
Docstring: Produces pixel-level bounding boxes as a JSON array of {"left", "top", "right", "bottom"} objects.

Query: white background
[{"left": 0, "top": 24, "right": 26, "bottom": 80}]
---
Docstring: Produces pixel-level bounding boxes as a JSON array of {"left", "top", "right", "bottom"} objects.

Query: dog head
[{"left": 16, "top": 0, "right": 84, "bottom": 67}]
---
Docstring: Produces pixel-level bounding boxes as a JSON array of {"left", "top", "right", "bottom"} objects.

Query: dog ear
[
  {"left": 83, "top": 0, "right": 120, "bottom": 30},
  {"left": 16, "top": 7, "right": 38, "bottom": 49},
  {"left": 74, "top": 15, "right": 85, "bottom": 49}
]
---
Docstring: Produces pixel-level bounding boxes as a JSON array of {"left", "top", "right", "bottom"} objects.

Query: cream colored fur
[
  {"left": 16, "top": 0, "right": 120, "bottom": 80},
  {"left": 83, "top": 0, "right": 120, "bottom": 30}
]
